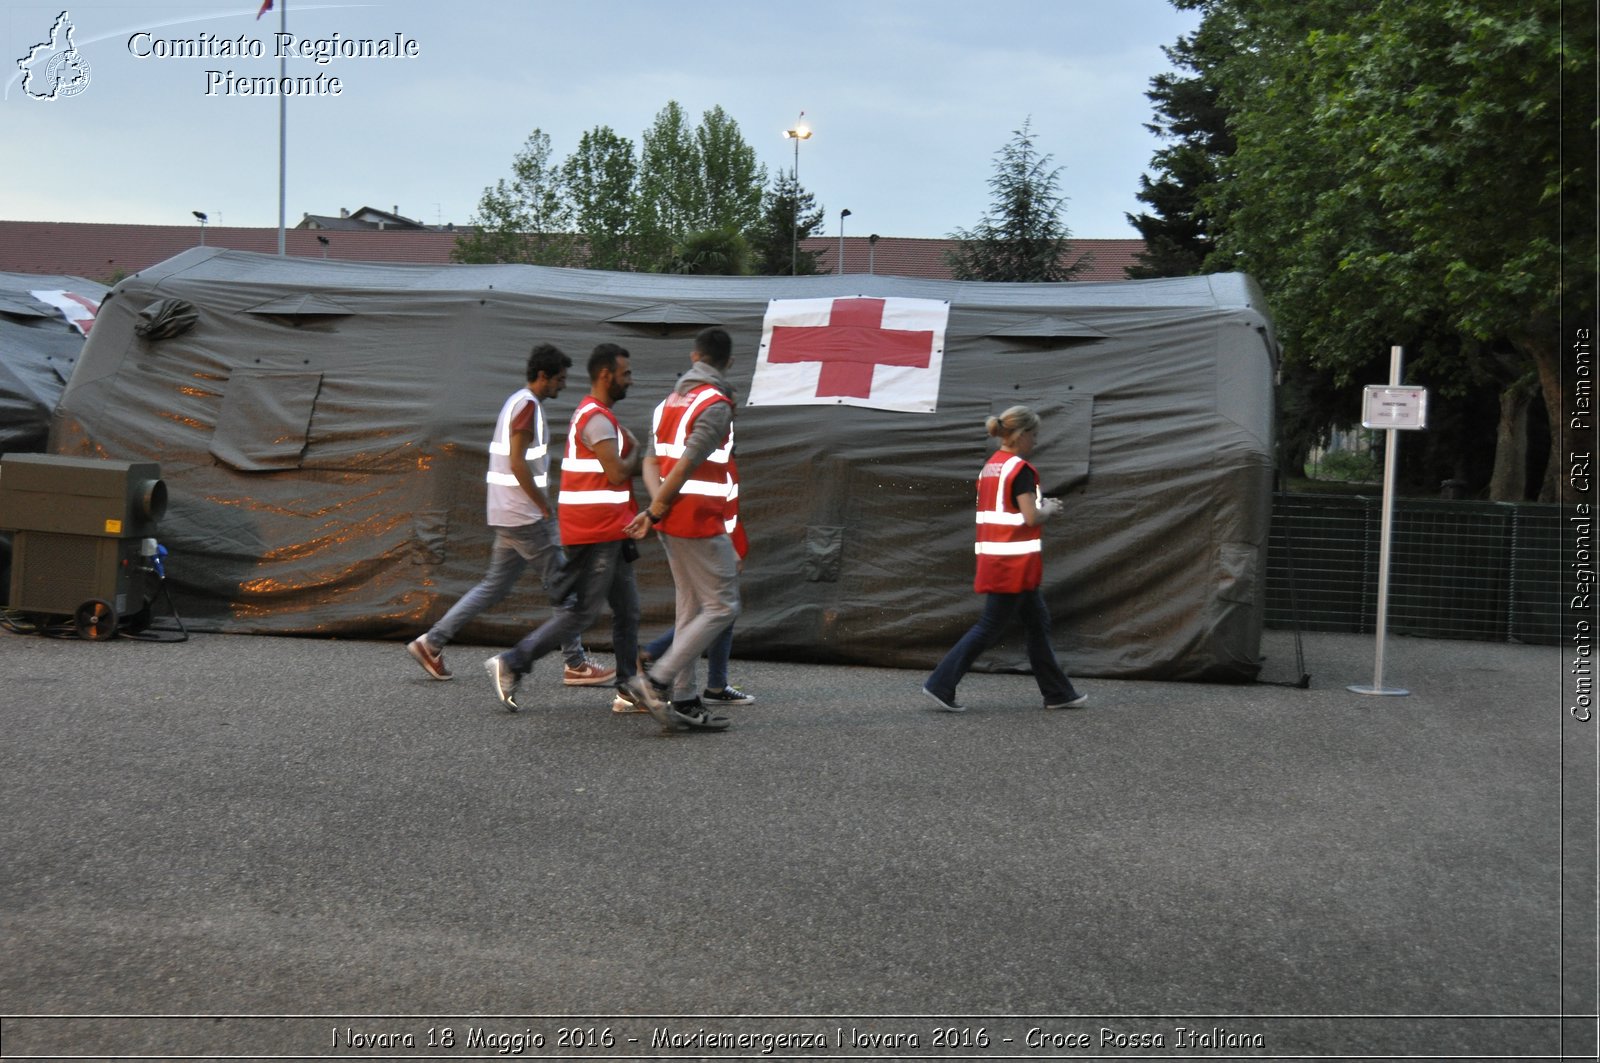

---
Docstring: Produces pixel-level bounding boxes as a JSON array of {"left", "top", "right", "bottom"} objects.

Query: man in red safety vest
[
  {"left": 621, "top": 327, "right": 742, "bottom": 733},
  {"left": 483, "top": 344, "right": 643, "bottom": 711}
]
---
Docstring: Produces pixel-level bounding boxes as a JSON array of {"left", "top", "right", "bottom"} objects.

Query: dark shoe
[
  {"left": 702, "top": 685, "right": 755, "bottom": 705},
  {"left": 922, "top": 685, "right": 965, "bottom": 713},
  {"left": 671, "top": 699, "right": 731, "bottom": 731},
  {"left": 1046, "top": 692, "right": 1089, "bottom": 709},
  {"left": 407, "top": 636, "right": 452, "bottom": 680},
  {"left": 483, "top": 655, "right": 521, "bottom": 711}
]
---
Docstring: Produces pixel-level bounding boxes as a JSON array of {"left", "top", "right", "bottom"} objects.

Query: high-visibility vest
[
  {"left": 485, "top": 387, "right": 547, "bottom": 527},
  {"left": 652, "top": 383, "right": 735, "bottom": 539},
  {"left": 557, "top": 398, "right": 637, "bottom": 545},
  {"left": 725, "top": 457, "right": 748, "bottom": 559},
  {"left": 973, "top": 450, "right": 1042, "bottom": 593}
]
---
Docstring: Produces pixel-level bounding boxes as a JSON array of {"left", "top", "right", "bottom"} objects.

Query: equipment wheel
[{"left": 74, "top": 599, "right": 118, "bottom": 641}]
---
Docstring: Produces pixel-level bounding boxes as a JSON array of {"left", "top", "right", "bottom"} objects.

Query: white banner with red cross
[
  {"left": 747, "top": 296, "right": 949, "bottom": 413},
  {"left": 30, "top": 289, "right": 99, "bottom": 336}
]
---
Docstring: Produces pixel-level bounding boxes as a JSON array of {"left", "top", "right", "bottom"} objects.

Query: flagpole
[{"left": 277, "top": 0, "right": 287, "bottom": 255}]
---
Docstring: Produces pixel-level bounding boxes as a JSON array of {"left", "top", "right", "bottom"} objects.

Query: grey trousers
[
  {"left": 427, "top": 523, "right": 584, "bottom": 666},
  {"left": 650, "top": 532, "right": 741, "bottom": 701}
]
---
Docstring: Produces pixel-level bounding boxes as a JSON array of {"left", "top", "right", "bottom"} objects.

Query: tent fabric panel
[
  {"left": 209, "top": 370, "right": 324, "bottom": 472},
  {"left": 51, "top": 249, "right": 1277, "bottom": 680}
]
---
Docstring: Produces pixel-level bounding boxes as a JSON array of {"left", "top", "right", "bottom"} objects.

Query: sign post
[{"left": 1349, "top": 346, "right": 1428, "bottom": 697}]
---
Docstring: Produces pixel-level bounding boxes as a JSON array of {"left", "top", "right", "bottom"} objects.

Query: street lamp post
[
  {"left": 192, "top": 211, "right": 208, "bottom": 246},
  {"left": 782, "top": 115, "right": 812, "bottom": 276},
  {"left": 837, "top": 209, "right": 852, "bottom": 275},
  {"left": 868, "top": 233, "right": 879, "bottom": 275}
]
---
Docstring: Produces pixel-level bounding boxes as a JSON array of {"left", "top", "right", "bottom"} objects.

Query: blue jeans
[
  {"left": 645, "top": 624, "right": 734, "bottom": 691},
  {"left": 500, "top": 540, "right": 639, "bottom": 680},
  {"left": 925, "top": 590, "right": 1078, "bottom": 705},
  {"left": 428, "top": 523, "right": 584, "bottom": 667}
]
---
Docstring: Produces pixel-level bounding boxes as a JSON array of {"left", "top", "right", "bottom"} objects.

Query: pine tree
[
  {"left": 1126, "top": 28, "right": 1232, "bottom": 278},
  {"left": 750, "top": 170, "right": 825, "bottom": 275},
  {"left": 946, "top": 119, "right": 1082, "bottom": 283}
]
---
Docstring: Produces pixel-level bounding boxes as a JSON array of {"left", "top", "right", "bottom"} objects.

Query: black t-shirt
[{"left": 1009, "top": 463, "right": 1037, "bottom": 507}]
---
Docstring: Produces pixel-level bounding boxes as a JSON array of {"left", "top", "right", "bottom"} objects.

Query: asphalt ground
[{"left": 1, "top": 625, "right": 1594, "bottom": 1061}]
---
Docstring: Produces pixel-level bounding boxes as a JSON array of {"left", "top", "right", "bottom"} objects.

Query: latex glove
[{"left": 1036, "top": 496, "right": 1065, "bottom": 522}]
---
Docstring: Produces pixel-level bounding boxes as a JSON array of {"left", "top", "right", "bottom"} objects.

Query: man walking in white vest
[{"left": 407, "top": 343, "right": 613, "bottom": 686}]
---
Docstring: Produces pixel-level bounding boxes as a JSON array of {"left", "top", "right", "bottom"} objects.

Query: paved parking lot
[{"left": 1, "top": 627, "right": 1592, "bottom": 1059}]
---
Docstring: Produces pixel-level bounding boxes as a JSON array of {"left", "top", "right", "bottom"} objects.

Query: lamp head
[{"left": 192, "top": 211, "right": 207, "bottom": 222}]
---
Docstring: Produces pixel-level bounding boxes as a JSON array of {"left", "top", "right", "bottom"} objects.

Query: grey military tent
[
  {"left": 50, "top": 247, "right": 1277, "bottom": 680},
  {"left": 0, "top": 271, "right": 107, "bottom": 454}
]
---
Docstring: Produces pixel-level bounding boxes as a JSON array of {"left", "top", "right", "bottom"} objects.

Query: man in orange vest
[
  {"left": 483, "top": 344, "right": 642, "bottom": 711},
  {"left": 407, "top": 343, "right": 611, "bottom": 687},
  {"left": 621, "top": 327, "right": 741, "bottom": 733}
]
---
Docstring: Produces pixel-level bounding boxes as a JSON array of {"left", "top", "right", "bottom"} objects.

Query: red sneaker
[
  {"left": 563, "top": 658, "right": 617, "bottom": 686},
  {"left": 407, "top": 636, "right": 452, "bottom": 680}
]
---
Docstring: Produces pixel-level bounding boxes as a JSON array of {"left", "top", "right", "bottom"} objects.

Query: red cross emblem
[{"left": 765, "top": 297, "right": 938, "bottom": 399}]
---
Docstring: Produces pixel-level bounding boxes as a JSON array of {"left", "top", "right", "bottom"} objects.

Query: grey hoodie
[{"left": 660, "top": 360, "right": 735, "bottom": 468}]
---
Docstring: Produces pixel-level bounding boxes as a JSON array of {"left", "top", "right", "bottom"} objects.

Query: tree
[
  {"left": 667, "top": 226, "right": 751, "bottom": 276},
  {"left": 634, "top": 101, "right": 703, "bottom": 271},
  {"left": 694, "top": 105, "right": 767, "bottom": 234},
  {"left": 750, "top": 170, "right": 826, "bottom": 275},
  {"left": 453, "top": 129, "right": 577, "bottom": 266},
  {"left": 1126, "top": 26, "right": 1233, "bottom": 278},
  {"left": 561, "top": 125, "right": 638, "bottom": 272},
  {"left": 946, "top": 119, "right": 1084, "bottom": 282},
  {"left": 1190, "top": 0, "right": 1592, "bottom": 501}
]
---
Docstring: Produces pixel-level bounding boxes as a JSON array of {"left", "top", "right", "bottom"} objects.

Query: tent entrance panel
[{"left": 209, "top": 369, "right": 324, "bottom": 472}]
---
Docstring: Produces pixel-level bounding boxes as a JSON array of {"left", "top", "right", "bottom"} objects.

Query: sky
[{"left": 2, "top": 1, "right": 1200, "bottom": 240}]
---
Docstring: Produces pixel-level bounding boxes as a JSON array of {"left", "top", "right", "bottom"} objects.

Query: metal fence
[{"left": 1267, "top": 493, "right": 1562, "bottom": 644}]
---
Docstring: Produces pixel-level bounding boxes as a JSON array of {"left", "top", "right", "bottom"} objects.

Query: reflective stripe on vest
[
  {"left": 558, "top": 398, "right": 636, "bottom": 544},
  {"left": 485, "top": 389, "right": 548, "bottom": 490},
  {"left": 652, "top": 384, "right": 734, "bottom": 538},
  {"left": 485, "top": 388, "right": 549, "bottom": 526},
  {"left": 973, "top": 452, "right": 1043, "bottom": 593}
]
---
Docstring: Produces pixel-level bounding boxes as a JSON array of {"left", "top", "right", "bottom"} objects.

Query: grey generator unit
[{"left": 0, "top": 454, "right": 168, "bottom": 638}]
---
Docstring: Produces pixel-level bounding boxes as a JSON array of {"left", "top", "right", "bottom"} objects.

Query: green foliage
[
  {"left": 1308, "top": 446, "right": 1381, "bottom": 484},
  {"left": 1198, "top": 0, "right": 1577, "bottom": 376},
  {"left": 695, "top": 105, "right": 767, "bottom": 234},
  {"left": 634, "top": 101, "right": 703, "bottom": 269},
  {"left": 666, "top": 226, "right": 751, "bottom": 276},
  {"left": 561, "top": 125, "right": 638, "bottom": 272},
  {"left": 1126, "top": 27, "right": 1232, "bottom": 278},
  {"left": 454, "top": 103, "right": 770, "bottom": 275},
  {"left": 946, "top": 118, "right": 1083, "bottom": 282},
  {"left": 452, "top": 129, "right": 577, "bottom": 266},
  {"left": 1159, "top": 0, "right": 1595, "bottom": 500},
  {"left": 750, "top": 170, "right": 826, "bottom": 276}
]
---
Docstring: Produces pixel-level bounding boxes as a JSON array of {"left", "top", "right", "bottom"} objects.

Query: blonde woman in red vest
[{"left": 923, "top": 405, "right": 1087, "bottom": 713}]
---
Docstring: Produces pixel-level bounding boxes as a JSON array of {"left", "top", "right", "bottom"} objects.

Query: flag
[
  {"left": 30, "top": 290, "right": 99, "bottom": 336},
  {"left": 257, "top": 0, "right": 273, "bottom": 19},
  {"left": 747, "top": 296, "right": 949, "bottom": 413}
]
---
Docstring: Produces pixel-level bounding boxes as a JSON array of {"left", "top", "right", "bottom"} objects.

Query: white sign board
[{"left": 1361, "top": 386, "right": 1429, "bottom": 430}]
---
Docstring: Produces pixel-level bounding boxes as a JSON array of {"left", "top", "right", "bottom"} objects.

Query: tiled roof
[
  {"left": 802, "top": 235, "right": 1145, "bottom": 282},
  {"left": 0, "top": 221, "right": 465, "bottom": 283},
  {"left": 0, "top": 221, "right": 1146, "bottom": 285}
]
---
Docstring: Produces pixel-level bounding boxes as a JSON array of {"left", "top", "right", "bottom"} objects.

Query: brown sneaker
[
  {"left": 563, "top": 658, "right": 617, "bottom": 686},
  {"left": 407, "top": 636, "right": 452, "bottom": 680}
]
